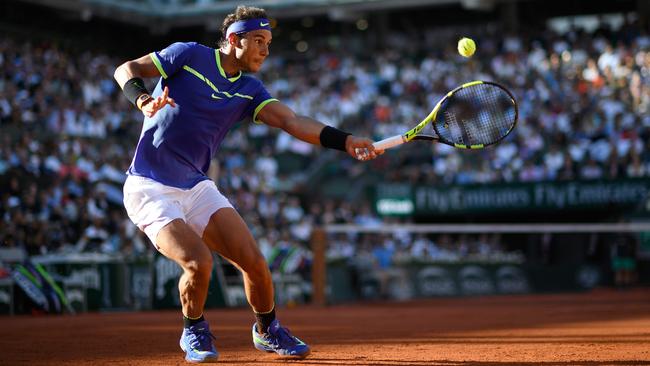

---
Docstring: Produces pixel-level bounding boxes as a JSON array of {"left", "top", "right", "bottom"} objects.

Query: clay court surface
[{"left": 2, "top": 288, "right": 650, "bottom": 365}]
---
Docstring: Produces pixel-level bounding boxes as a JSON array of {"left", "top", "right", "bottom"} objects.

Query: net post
[{"left": 311, "top": 227, "right": 327, "bottom": 307}]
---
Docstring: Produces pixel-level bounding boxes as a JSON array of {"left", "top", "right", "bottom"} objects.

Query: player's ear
[{"left": 228, "top": 33, "right": 241, "bottom": 47}]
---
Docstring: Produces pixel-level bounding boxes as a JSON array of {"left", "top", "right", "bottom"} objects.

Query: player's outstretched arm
[
  {"left": 256, "top": 101, "right": 382, "bottom": 161},
  {"left": 114, "top": 54, "right": 176, "bottom": 118}
]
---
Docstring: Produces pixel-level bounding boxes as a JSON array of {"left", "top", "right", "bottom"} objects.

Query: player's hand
[
  {"left": 139, "top": 86, "right": 176, "bottom": 118},
  {"left": 346, "top": 136, "right": 384, "bottom": 161}
]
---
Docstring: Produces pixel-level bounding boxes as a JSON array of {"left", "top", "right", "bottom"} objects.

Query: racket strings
[{"left": 435, "top": 84, "right": 516, "bottom": 146}]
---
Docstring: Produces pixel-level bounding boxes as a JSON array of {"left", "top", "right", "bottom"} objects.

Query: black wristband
[
  {"left": 319, "top": 126, "right": 351, "bottom": 152},
  {"left": 123, "top": 77, "right": 150, "bottom": 107}
]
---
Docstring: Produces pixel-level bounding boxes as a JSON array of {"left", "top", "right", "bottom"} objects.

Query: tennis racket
[{"left": 369, "top": 80, "right": 517, "bottom": 152}]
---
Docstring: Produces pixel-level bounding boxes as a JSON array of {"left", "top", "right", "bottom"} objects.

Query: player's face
[{"left": 237, "top": 30, "right": 272, "bottom": 73}]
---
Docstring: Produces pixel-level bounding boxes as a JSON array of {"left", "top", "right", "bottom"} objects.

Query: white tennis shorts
[{"left": 123, "top": 175, "right": 233, "bottom": 247}]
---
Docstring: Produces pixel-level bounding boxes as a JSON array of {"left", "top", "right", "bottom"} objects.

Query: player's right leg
[
  {"left": 123, "top": 176, "right": 218, "bottom": 363},
  {"left": 157, "top": 219, "right": 218, "bottom": 363}
]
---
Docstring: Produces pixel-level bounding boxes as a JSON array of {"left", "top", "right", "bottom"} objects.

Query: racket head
[{"left": 431, "top": 81, "right": 518, "bottom": 149}]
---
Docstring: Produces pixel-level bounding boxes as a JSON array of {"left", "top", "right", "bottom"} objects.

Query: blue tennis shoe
[
  {"left": 252, "top": 319, "right": 310, "bottom": 358},
  {"left": 179, "top": 320, "right": 219, "bottom": 363}
]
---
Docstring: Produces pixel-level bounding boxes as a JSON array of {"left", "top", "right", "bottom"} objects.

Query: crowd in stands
[
  {"left": 259, "top": 19, "right": 650, "bottom": 186},
  {"left": 1, "top": 18, "right": 648, "bottom": 274}
]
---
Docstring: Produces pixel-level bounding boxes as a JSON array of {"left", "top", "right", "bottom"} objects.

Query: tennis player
[{"left": 114, "top": 5, "right": 380, "bottom": 363}]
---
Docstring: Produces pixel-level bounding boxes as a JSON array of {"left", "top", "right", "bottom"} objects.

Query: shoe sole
[
  {"left": 254, "top": 344, "right": 311, "bottom": 359},
  {"left": 180, "top": 340, "right": 219, "bottom": 363},
  {"left": 184, "top": 355, "right": 218, "bottom": 363},
  {"left": 283, "top": 348, "right": 311, "bottom": 359}
]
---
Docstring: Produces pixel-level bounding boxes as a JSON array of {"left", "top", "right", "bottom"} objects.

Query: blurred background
[{"left": 0, "top": 0, "right": 649, "bottom": 315}]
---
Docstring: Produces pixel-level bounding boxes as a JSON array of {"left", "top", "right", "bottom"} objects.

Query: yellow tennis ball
[{"left": 458, "top": 37, "right": 476, "bottom": 57}]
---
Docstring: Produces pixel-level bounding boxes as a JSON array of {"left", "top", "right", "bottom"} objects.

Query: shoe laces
[
  {"left": 269, "top": 325, "right": 298, "bottom": 349},
  {"left": 187, "top": 325, "right": 216, "bottom": 351}
]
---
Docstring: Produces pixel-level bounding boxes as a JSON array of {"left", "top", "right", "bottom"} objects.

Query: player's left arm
[
  {"left": 256, "top": 101, "right": 382, "bottom": 160},
  {"left": 114, "top": 54, "right": 176, "bottom": 118}
]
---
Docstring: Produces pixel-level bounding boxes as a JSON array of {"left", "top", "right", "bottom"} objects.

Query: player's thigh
[
  {"left": 184, "top": 180, "right": 234, "bottom": 239},
  {"left": 201, "top": 208, "right": 266, "bottom": 271},
  {"left": 157, "top": 218, "right": 213, "bottom": 271}
]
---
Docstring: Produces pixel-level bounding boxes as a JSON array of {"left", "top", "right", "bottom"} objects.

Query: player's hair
[{"left": 220, "top": 5, "right": 268, "bottom": 47}]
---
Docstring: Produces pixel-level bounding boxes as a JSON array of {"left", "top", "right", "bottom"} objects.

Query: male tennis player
[{"left": 114, "top": 5, "right": 380, "bottom": 363}]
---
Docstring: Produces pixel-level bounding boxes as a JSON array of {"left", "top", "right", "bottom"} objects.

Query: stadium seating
[{"left": 1, "top": 18, "right": 648, "bottom": 269}]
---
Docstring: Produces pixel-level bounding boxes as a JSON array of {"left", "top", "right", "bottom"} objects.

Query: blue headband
[{"left": 226, "top": 18, "right": 271, "bottom": 38}]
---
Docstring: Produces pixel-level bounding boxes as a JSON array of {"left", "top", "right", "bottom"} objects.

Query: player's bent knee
[
  {"left": 182, "top": 257, "right": 213, "bottom": 279},
  {"left": 244, "top": 255, "right": 272, "bottom": 282}
]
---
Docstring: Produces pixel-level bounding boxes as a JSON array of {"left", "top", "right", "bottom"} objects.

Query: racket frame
[{"left": 373, "top": 80, "right": 518, "bottom": 150}]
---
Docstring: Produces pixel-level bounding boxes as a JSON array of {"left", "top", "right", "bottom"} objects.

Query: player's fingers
[
  {"left": 351, "top": 138, "right": 382, "bottom": 160},
  {"left": 362, "top": 142, "right": 383, "bottom": 158},
  {"left": 155, "top": 96, "right": 168, "bottom": 109},
  {"left": 363, "top": 140, "right": 383, "bottom": 155},
  {"left": 162, "top": 86, "right": 169, "bottom": 99},
  {"left": 364, "top": 141, "right": 384, "bottom": 155},
  {"left": 168, "top": 97, "right": 176, "bottom": 107},
  {"left": 354, "top": 147, "right": 370, "bottom": 161}
]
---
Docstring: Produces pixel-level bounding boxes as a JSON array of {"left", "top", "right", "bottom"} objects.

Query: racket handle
[{"left": 373, "top": 135, "right": 405, "bottom": 150}]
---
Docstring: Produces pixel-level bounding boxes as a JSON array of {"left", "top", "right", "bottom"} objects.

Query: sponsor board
[
  {"left": 417, "top": 266, "right": 458, "bottom": 296},
  {"left": 459, "top": 265, "right": 495, "bottom": 295},
  {"left": 346, "top": 263, "right": 525, "bottom": 300},
  {"left": 376, "top": 178, "right": 650, "bottom": 215},
  {"left": 496, "top": 265, "right": 530, "bottom": 294}
]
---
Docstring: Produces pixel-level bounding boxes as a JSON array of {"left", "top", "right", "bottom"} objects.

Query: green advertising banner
[{"left": 375, "top": 178, "right": 650, "bottom": 216}]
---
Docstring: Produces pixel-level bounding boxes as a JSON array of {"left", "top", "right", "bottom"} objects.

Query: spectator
[{"left": 0, "top": 18, "right": 648, "bottom": 272}]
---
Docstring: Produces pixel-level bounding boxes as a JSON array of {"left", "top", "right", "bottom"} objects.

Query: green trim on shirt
[
  {"left": 215, "top": 50, "right": 242, "bottom": 82},
  {"left": 150, "top": 53, "right": 168, "bottom": 79},
  {"left": 253, "top": 98, "right": 279, "bottom": 124},
  {"left": 182, "top": 65, "right": 253, "bottom": 100}
]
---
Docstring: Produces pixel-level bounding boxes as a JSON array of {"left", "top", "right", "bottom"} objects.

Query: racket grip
[{"left": 373, "top": 135, "right": 405, "bottom": 150}]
